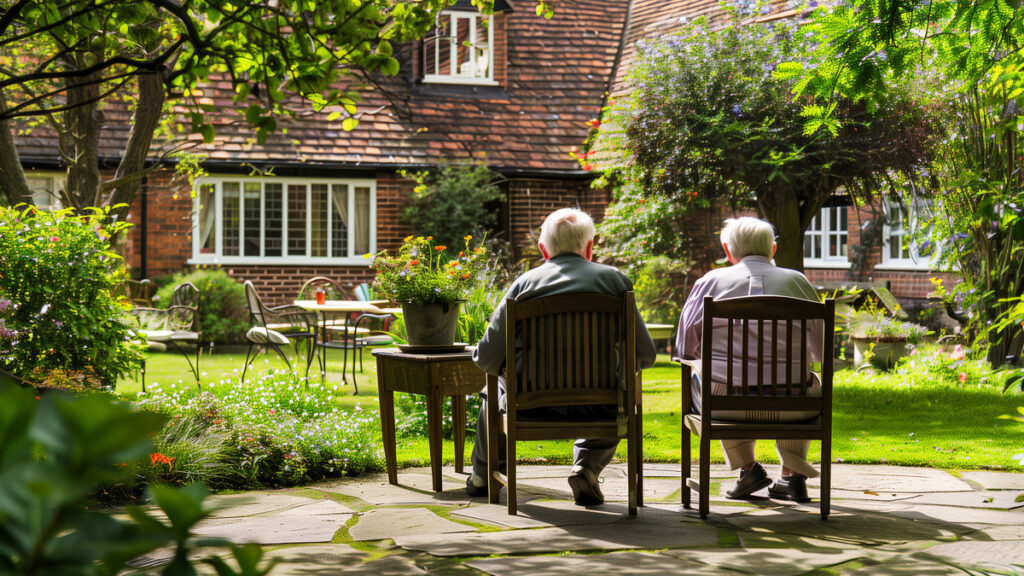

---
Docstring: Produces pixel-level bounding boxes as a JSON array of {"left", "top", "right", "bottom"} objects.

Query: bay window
[{"left": 192, "top": 176, "right": 375, "bottom": 265}]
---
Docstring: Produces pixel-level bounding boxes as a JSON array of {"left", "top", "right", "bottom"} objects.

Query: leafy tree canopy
[{"left": 594, "top": 16, "right": 938, "bottom": 271}]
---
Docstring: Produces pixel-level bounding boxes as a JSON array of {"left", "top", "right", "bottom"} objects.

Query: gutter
[{"left": 601, "top": 0, "right": 635, "bottom": 112}]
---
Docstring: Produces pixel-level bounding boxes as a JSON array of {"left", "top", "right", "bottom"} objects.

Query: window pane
[
  {"left": 288, "top": 184, "right": 306, "bottom": 256},
  {"left": 311, "top": 184, "right": 329, "bottom": 258},
  {"left": 354, "top": 186, "right": 371, "bottom": 255},
  {"left": 243, "top": 182, "right": 261, "bottom": 257},
  {"left": 26, "top": 177, "right": 56, "bottom": 208},
  {"left": 829, "top": 207, "right": 848, "bottom": 258},
  {"left": 264, "top": 183, "right": 283, "bottom": 257},
  {"left": 223, "top": 182, "right": 240, "bottom": 256},
  {"left": 804, "top": 214, "right": 821, "bottom": 259},
  {"left": 332, "top": 184, "right": 349, "bottom": 257},
  {"left": 199, "top": 184, "right": 216, "bottom": 254},
  {"left": 426, "top": 16, "right": 453, "bottom": 76}
]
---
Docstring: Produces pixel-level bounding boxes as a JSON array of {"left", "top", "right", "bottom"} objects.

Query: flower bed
[{"left": 135, "top": 370, "right": 383, "bottom": 488}]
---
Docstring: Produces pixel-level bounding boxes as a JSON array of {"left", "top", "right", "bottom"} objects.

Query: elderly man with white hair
[
  {"left": 676, "top": 217, "right": 824, "bottom": 503},
  {"left": 467, "top": 207, "right": 657, "bottom": 505}
]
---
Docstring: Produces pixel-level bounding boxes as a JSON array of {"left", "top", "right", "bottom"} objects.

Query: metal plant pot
[{"left": 401, "top": 301, "right": 460, "bottom": 346}]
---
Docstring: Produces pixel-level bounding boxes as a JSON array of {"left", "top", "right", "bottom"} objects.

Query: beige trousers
[{"left": 691, "top": 374, "right": 820, "bottom": 478}]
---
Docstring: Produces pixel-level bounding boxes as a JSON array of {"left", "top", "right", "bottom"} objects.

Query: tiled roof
[{"left": 14, "top": 1, "right": 630, "bottom": 175}]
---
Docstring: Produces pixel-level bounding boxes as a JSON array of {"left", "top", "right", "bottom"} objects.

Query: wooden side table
[{"left": 372, "top": 348, "right": 485, "bottom": 492}]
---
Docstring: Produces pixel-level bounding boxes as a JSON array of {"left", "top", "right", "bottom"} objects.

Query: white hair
[
  {"left": 539, "top": 208, "right": 595, "bottom": 256},
  {"left": 720, "top": 217, "right": 775, "bottom": 259}
]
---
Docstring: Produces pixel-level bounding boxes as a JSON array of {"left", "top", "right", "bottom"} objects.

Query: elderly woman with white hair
[{"left": 467, "top": 208, "right": 657, "bottom": 505}]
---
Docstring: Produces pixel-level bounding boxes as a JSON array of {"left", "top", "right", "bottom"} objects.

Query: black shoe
[
  {"left": 726, "top": 462, "right": 772, "bottom": 499},
  {"left": 567, "top": 471, "right": 604, "bottom": 506},
  {"left": 768, "top": 474, "right": 810, "bottom": 503},
  {"left": 466, "top": 475, "right": 487, "bottom": 498}
]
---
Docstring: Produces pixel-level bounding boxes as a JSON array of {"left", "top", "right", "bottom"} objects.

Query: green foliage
[
  {"left": 395, "top": 394, "right": 481, "bottom": 440},
  {"left": 400, "top": 162, "right": 505, "bottom": 251},
  {"left": 0, "top": 205, "right": 143, "bottom": 387},
  {"left": 373, "top": 235, "right": 491, "bottom": 306},
  {"left": 796, "top": 0, "right": 1024, "bottom": 367},
  {"left": 849, "top": 298, "right": 929, "bottom": 344},
  {"left": 591, "top": 14, "right": 937, "bottom": 270},
  {"left": 136, "top": 370, "right": 382, "bottom": 488},
  {"left": 0, "top": 382, "right": 272, "bottom": 575},
  {"left": 154, "top": 268, "right": 248, "bottom": 345},
  {"left": 629, "top": 256, "right": 686, "bottom": 325}
]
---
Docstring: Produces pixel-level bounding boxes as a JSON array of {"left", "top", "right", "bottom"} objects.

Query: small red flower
[
  {"left": 150, "top": 452, "right": 175, "bottom": 467},
  {"left": 585, "top": 118, "right": 600, "bottom": 128},
  {"left": 407, "top": 260, "right": 420, "bottom": 266},
  {"left": 434, "top": 245, "right": 446, "bottom": 251},
  {"left": 582, "top": 164, "right": 593, "bottom": 171},
  {"left": 958, "top": 372, "right": 968, "bottom": 383}
]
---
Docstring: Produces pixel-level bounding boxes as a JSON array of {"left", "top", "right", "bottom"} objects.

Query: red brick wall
[
  {"left": 124, "top": 171, "right": 194, "bottom": 279},
  {"left": 506, "top": 178, "right": 611, "bottom": 258}
]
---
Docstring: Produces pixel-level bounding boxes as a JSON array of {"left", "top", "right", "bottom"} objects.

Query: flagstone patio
[{"left": 134, "top": 463, "right": 1024, "bottom": 575}]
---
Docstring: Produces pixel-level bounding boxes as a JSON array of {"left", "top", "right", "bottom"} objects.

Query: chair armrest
[
  {"left": 672, "top": 357, "right": 699, "bottom": 416},
  {"left": 166, "top": 304, "right": 196, "bottom": 332},
  {"left": 265, "top": 304, "right": 316, "bottom": 331},
  {"left": 352, "top": 312, "right": 395, "bottom": 333}
]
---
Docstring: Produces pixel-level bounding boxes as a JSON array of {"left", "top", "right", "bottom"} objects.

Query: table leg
[
  {"left": 378, "top": 372, "right": 398, "bottom": 485},
  {"left": 427, "top": 386, "right": 443, "bottom": 492},
  {"left": 452, "top": 393, "right": 465, "bottom": 474}
]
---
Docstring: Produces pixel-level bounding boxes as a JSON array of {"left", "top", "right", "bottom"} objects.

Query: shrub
[
  {"left": 154, "top": 268, "right": 248, "bottom": 345},
  {"left": 395, "top": 393, "right": 481, "bottom": 440},
  {"left": 629, "top": 256, "right": 686, "bottom": 325},
  {"left": 0, "top": 205, "right": 143, "bottom": 387},
  {"left": 401, "top": 162, "right": 505, "bottom": 251}
]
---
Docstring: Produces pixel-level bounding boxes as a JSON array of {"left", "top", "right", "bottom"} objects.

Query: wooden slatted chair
[
  {"left": 486, "top": 291, "right": 643, "bottom": 516},
  {"left": 677, "top": 295, "right": 835, "bottom": 520}
]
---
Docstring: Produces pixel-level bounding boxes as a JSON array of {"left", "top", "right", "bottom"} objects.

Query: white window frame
[
  {"left": 876, "top": 199, "right": 939, "bottom": 271},
  {"left": 803, "top": 205, "right": 851, "bottom": 269},
  {"left": 423, "top": 10, "right": 498, "bottom": 86},
  {"left": 23, "top": 173, "right": 64, "bottom": 209},
  {"left": 190, "top": 175, "right": 376, "bottom": 266}
]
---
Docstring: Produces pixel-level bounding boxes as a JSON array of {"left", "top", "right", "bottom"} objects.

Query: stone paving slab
[
  {"left": 969, "top": 524, "right": 1024, "bottom": 540},
  {"left": 723, "top": 507, "right": 964, "bottom": 546},
  {"left": 318, "top": 472, "right": 476, "bottom": 505},
  {"left": 831, "top": 465, "right": 971, "bottom": 493},
  {"left": 191, "top": 498, "right": 353, "bottom": 545},
  {"left": 901, "top": 490, "right": 1024, "bottom": 509},
  {"left": 665, "top": 547, "right": 869, "bottom": 576},
  {"left": 884, "top": 502, "right": 1024, "bottom": 525},
  {"left": 349, "top": 507, "right": 476, "bottom": 541},
  {"left": 960, "top": 470, "right": 1024, "bottom": 490},
  {"left": 451, "top": 499, "right": 636, "bottom": 529},
  {"left": 395, "top": 505, "right": 718, "bottom": 556},
  {"left": 205, "top": 493, "right": 355, "bottom": 518},
  {"left": 265, "top": 545, "right": 427, "bottom": 575},
  {"left": 466, "top": 551, "right": 724, "bottom": 576},
  {"left": 846, "top": 557, "right": 970, "bottom": 575},
  {"left": 925, "top": 540, "right": 1024, "bottom": 572}
]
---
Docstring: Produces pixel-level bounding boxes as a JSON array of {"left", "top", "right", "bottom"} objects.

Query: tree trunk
[
  {"left": 59, "top": 60, "right": 102, "bottom": 210},
  {"left": 0, "top": 96, "right": 33, "bottom": 207},
  {"left": 758, "top": 188, "right": 805, "bottom": 273},
  {"left": 107, "top": 71, "right": 165, "bottom": 222}
]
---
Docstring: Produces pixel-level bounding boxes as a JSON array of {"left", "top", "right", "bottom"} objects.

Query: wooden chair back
[
  {"left": 680, "top": 295, "right": 835, "bottom": 520},
  {"left": 506, "top": 292, "right": 635, "bottom": 415},
  {"left": 488, "top": 291, "right": 642, "bottom": 515}
]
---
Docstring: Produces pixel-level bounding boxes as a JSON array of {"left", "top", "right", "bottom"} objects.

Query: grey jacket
[{"left": 473, "top": 253, "right": 658, "bottom": 377}]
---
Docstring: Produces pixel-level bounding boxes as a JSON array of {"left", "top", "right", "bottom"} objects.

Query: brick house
[{"left": 13, "top": 0, "right": 952, "bottom": 311}]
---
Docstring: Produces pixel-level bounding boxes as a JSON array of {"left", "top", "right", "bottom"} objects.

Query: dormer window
[{"left": 422, "top": 10, "right": 498, "bottom": 86}]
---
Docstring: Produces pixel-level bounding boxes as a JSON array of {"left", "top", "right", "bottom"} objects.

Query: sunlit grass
[{"left": 122, "top": 350, "right": 1024, "bottom": 473}]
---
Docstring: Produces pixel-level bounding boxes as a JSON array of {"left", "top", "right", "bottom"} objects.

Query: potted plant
[
  {"left": 372, "top": 235, "right": 489, "bottom": 347},
  {"left": 848, "top": 301, "right": 929, "bottom": 370}
]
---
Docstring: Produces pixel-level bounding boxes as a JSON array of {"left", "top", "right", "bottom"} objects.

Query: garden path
[{"left": 134, "top": 463, "right": 1024, "bottom": 575}]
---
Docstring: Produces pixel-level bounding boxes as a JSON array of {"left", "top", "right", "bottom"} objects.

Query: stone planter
[
  {"left": 401, "top": 301, "right": 460, "bottom": 346},
  {"left": 851, "top": 336, "right": 910, "bottom": 371}
]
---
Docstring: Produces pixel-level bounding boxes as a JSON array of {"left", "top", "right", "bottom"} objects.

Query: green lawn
[{"left": 120, "top": 350, "right": 1024, "bottom": 472}]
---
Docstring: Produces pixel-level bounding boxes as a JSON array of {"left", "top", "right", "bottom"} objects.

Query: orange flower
[
  {"left": 434, "top": 245, "right": 446, "bottom": 251},
  {"left": 462, "top": 273, "right": 471, "bottom": 279},
  {"left": 150, "top": 452, "right": 175, "bottom": 467},
  {"left": 407, "top": 260, "right": 419, "bottom": 266}
]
